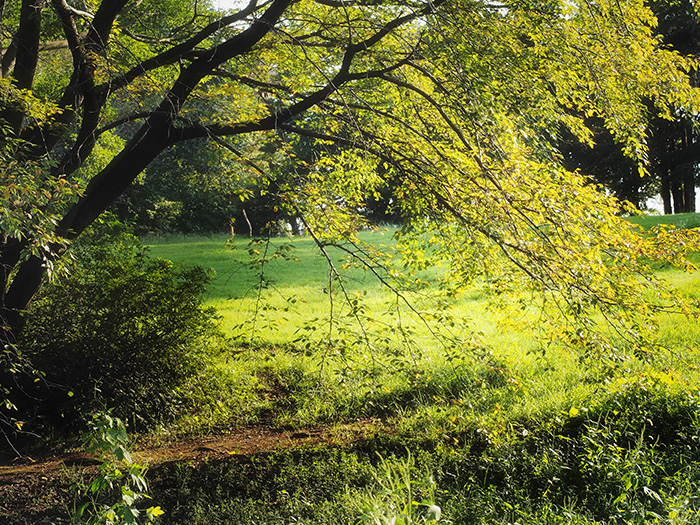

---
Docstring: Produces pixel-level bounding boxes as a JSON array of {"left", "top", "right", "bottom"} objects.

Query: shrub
[{"left": 19, "top": 219, "right": 225, "bottom": 430}]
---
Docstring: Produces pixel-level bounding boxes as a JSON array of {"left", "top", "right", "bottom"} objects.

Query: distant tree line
[
  {"left": 560, "top": 0, "right": 699, "bottom": 213},
  {"left": 118, "top": 132, "right": 402, "bottom": 235}
]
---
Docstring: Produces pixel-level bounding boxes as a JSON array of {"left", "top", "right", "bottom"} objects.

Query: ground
[{"left": 0, "top": 419, "right": 383, "bottom": 524}]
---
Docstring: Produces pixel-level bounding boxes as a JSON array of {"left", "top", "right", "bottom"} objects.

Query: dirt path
[
  {"left": 1, "top": 419, "right": 382, "bottom": 476},
  {"left": 0, "top": 419, "right": 384, "bottom": 523}
]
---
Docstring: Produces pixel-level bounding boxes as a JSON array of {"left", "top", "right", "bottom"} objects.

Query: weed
[
  {"left": 69, "top": 412, "right": 163, "bottom": 524},
  {"left": 345, "top": 451, "right": 448, "bottom": 524}
]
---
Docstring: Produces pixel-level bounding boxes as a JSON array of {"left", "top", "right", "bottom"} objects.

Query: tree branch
[
  {"left": 55, "top": 0, "right": 294, "bottom": 238},
  {"left": 101, "top": 0, "right": 261, "bottom": 94},
  {"left": 0, "top": 0, "right": 42, "bottom": 132},
  {"left": 47, "top": 0, "right": 105, "bottom": 172}
]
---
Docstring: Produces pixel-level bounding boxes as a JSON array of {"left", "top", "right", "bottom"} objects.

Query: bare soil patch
[{"left": 0, "top": 419, "right": 385, "bottom": 524}]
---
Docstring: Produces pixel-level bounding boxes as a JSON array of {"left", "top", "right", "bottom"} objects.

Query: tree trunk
[
  {"left": 671, "top": 178, "right": 685, "bottom": 213},
  {"left": 1, "top": 124, "right": 172, "bottom": 336},
  {"left": 682, "top": 121, "right": 696, "bottom": 213},
  {"left": 683, "top": 168, "right": 695, "bottom": 213},
  {"left": 661, "top": 179, "right": 673, "bottom": 215}
]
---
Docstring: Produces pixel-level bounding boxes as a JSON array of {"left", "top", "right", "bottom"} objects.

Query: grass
[
  {"left": 626, "top": 211, "right": 700, "bottom": 231},
  {"left": 145, "top": 230, "right": 590, "bottom": 427},
  {"left": 137, "top": 218, "right": 700, "bottom": 523}
]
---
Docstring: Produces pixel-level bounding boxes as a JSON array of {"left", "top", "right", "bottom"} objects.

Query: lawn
[{"left": 139, "top": 218, "right": 700, "bottom": 524}]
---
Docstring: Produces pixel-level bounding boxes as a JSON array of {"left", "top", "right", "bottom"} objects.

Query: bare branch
[{"left": 64, "top": 2, "right": 93, "bottom": 19}]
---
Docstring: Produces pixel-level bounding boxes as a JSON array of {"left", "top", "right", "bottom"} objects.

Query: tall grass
[{"left": 142, "top": 218, "right": 700, "bottom": 524}]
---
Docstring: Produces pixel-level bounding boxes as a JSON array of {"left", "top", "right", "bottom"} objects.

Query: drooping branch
[{"left": 274, "top": 120, "right": 568, "bottom": 296}]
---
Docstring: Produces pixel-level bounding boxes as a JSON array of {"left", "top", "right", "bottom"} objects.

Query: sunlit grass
[
  {"left": 627, "top": 211, "right": 700, "bottom": 231},
  {"left": 143, "top": 220, "right": 700, "bottom": 524},
  {"left": 144, "top": 224, "right": 700, "bottom": 436}
]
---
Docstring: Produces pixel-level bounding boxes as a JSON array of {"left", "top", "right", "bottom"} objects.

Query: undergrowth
[{"left": 144, "top": 373, "right": 700, "bottom": 524}]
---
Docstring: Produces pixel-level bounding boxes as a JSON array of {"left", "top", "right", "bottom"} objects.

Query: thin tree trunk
[
  {"left": 683, "top": 169, "right": 695, "bottom": 213},
  {"left": 671, "top": 179, "right": 685, "bottom": 213}
]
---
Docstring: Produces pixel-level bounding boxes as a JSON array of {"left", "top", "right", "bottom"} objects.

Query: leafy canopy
[{"left": 0, "top": 0, "right": 697, "bottom": 354}]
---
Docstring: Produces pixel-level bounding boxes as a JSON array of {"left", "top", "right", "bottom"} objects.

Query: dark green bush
[{"left": 19, "top": 220, "right": 225, "bottom": 430}]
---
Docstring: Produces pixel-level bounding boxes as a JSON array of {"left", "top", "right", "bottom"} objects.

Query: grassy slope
[{"left": 143, "top": 217, "right": 700, "bottom": 525}]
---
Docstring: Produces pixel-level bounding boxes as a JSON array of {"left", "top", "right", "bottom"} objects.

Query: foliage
[
  {"left": 0, "top": 339, "right": 43, "bottom": 456},
  {"left": 151, "top": 447, "right": 370, "bottom": 523},
  {"left": 347, "top": 452, "right": 447, "bottom": 525},
  {"left": 18, "top": 220, "right": 225, "bottom": 430},
  {"left": 141, "top": 372, "right": 700, "bottom": 524},
  {"left": 69, "top": 412, "right": 163, "bottom": 525},
  {"left": 2, "top": 0, "right": 700, "bottom": 517},
  {"left": 443, "top": 375, "right": 700, "bottom": 524},
  {"left": 281, "top": 0, "right": 700, "bottom": 358},
  {"left": 0, "top": 83, "right": 80, "bottom": 275},
  {"left": 5, "top": 227, "right": 700, "bottom": 523},
  {"left": 557, "top": 0, "right": 700, "bottom": 213},
  {"left": 123, "top": 139, "right": 245, "bottom": 234},
  {"left": 145, "top": 227, "right": 700, "bottom": 418},
  {"left": 138, "top": 231, "right": 700, "bottom": 524}
]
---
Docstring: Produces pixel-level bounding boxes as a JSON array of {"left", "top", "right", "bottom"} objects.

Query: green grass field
[
  {"left": 142, "top": 216, "right": 700, "bottom": 524},
  {"left": 627, "top": 211, "right": 700, "bottom": 231}
]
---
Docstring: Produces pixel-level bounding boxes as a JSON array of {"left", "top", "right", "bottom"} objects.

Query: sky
[{"left": 213, "top": 0, "right": 245, "bottom": 11}]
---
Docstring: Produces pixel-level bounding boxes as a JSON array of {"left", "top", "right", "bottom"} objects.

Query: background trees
[
  {"left": 123, "top": 138, "right": 245, "bottom": 234},
  {"left": 560, "top": 0, "right": 699, "bottom": 213}
]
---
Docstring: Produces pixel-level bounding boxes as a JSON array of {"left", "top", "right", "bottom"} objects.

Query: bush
[{"left": 19, "top": 220, "right": 225, "bottom": 430}]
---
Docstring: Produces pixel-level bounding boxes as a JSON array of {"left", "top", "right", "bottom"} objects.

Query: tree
[
  {"left": 558, "top": 0, "right": 700, "bottom": 213},
  {"left": 651, "top": 0, "right": 699, "bottom": 214},
  {"left": 0, "top": 0, "right": 698, "bottom": 353},
  {"left": 123, "top": 138, "right": 246, "bottom": 234},
  {"left": 559, "top": 118, "right": 654, "bottom": 210}
]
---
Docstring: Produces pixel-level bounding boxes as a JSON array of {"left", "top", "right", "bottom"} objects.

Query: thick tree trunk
[
  {"left": 2, "top": 255, "right": 45, "bottom": 334},
  {"left": 0, "top": 238, "right": 28, "bottom": 331},
  {"left": 2, "top": 0, "right": 42, "bottom": 133},
  {"left": 0, "top": 126, "right": 173, "bottom": 337}
]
